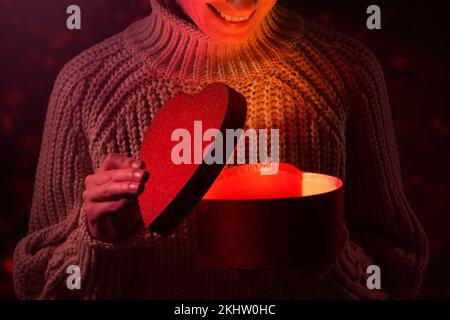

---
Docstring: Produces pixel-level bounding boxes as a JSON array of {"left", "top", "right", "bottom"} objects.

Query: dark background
[{"left": 0, "top": 0, "right": 449, "bottom": 299}]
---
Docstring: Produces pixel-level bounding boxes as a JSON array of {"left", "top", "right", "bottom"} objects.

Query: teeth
[{"left": 211, "top": 5, "right": 250, "bottom": 22}]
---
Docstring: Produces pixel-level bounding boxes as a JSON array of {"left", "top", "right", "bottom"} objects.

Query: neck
[{"left": 124, "top": 0, "right": 304, "bottom": 82}]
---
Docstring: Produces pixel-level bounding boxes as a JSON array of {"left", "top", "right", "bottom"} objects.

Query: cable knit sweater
[{"left": 13, "top": 0, "right": 428, "bottom": 299}]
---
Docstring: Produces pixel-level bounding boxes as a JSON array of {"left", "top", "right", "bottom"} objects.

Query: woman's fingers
[
  {"left": 99, "top": 153, "right": 129, "bottom": 171},
  {"left": 99, "top": 153, "right": 144, "bottom": 171},
  {"left": 131, "top": 159, "right": 145, "bottom": 169},
  {"left": 83, "top": 179, "right": 146, "bottom": 202},
  {"left": 84, "top": 154, "right": 147, "bottom": 241},
  {"left": 85, "top": 168, "right": 149, "bottom": 186}
]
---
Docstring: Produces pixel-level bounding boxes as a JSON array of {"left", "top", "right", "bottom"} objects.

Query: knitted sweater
[{"left": 13, "top": 0, "right": 428, "bottom": 299}]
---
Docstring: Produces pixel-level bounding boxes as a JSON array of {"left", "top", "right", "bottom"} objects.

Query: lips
[{"left": 207, "top": 3, "right": 255, "bottom": 23}]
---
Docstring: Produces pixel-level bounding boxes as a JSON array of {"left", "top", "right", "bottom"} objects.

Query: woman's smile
[
  {"left": 176, "top": 0, "right": 277, "bottom": 44},
  {"left": 207, "top": 2, "right": 255, "bottom": 24}
]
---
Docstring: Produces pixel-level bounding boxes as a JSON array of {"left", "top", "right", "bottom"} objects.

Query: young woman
[{"left": 13, "top": 0, "right": 428, "bottom": 299}]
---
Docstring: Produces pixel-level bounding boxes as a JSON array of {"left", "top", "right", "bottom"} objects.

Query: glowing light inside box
[{"left": 203, "top": 163, "right": 343, "bottom": 200}]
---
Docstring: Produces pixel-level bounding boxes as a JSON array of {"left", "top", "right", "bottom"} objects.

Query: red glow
[
  {"left": 203, "top": 163, "right": 342, "bottom": 200},
  {"left": 3, "top": 258, "right": 13, "bottom": 274}
]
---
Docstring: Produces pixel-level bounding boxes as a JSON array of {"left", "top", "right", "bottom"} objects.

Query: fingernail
[
  {"left": 129, "top": 182, "right": 139, "bottom": 191},
  {"left": 133, "top": 170, "right": 143, "bottom": 179},
  {"left": 131, "top": 160, "right": 142, "bottom": 169}
]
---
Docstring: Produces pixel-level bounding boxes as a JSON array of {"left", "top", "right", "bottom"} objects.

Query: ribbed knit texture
[{"left": 13, "top": 0, "right": 428, "bottom": 299}]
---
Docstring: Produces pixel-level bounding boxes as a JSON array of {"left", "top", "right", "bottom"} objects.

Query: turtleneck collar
[{"left": 124, "top": 0, "right": 304, "bottom": 83}]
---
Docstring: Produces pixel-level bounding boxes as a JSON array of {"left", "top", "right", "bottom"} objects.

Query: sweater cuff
[
  {"left": 61, "top": 208, "right": 146, "bottom": 298},
  {"left": 40, "top": 209, "right": 145, "bottom": 299}
]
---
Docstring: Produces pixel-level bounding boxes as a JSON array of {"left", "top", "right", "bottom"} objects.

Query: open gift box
[
  {"left": 138, "top": 83, "right": 345, "bottom": 270},
  {"left": 198, "top": 163, "right": 344, "bottom": 269}
]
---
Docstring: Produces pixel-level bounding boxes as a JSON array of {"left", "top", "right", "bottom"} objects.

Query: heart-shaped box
[
  {"left": 138, "top": 82, "right": 247, "bottom": 235},
  {"left": 197, "top": 163, "right": 345, "bottom": 269},
  {"left": 138, "top": 82, "right": 345, "bottom": 270}
]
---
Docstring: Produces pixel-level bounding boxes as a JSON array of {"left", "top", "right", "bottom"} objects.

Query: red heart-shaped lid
[{"left": 138, "top": 82, "right": 247, "bottom": 235}]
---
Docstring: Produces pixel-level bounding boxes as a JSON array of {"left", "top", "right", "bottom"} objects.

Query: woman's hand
[{"left": 83, "top": 153, "right": 149, "bottom": 243}]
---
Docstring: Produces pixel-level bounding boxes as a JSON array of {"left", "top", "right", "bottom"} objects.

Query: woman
[{"left": 13, "top": 0, "right": 428, "bottom": 299}]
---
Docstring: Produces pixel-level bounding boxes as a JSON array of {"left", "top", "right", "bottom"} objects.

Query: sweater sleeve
[
  {"left": 13, "top": 60, "right": 144, "bottom": 299},
  {"left": 285, "top": 43, "right": 428, "bottom": 299}
]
